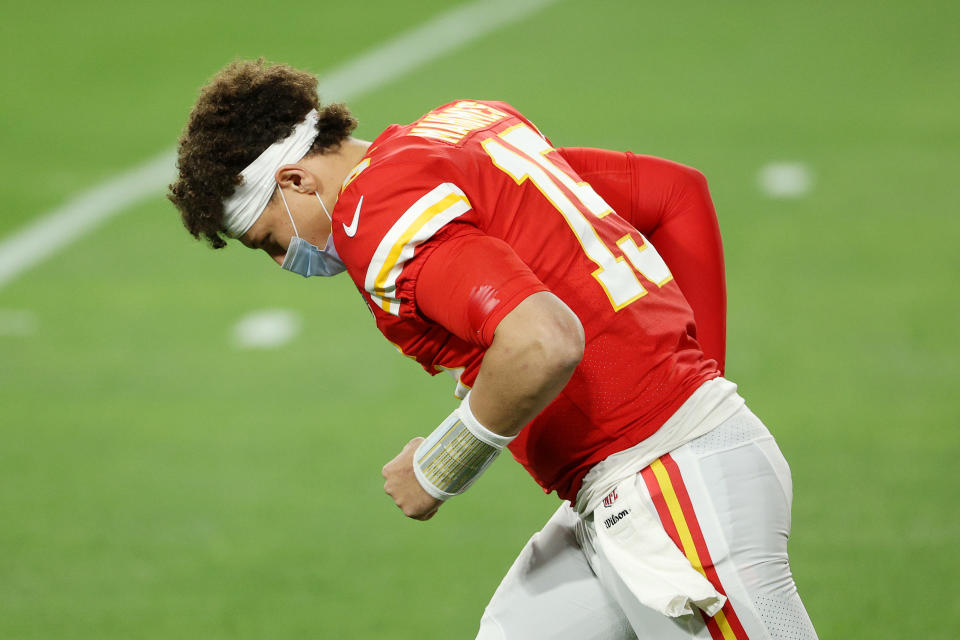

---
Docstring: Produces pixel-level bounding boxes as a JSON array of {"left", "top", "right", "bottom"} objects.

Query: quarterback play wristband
[{"left": 413, "top": 392, "right": 515, "bottom": 501}]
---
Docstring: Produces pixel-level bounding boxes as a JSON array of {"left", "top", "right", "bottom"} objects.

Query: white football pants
[{"left": 475, "top": 406, "right": 818, "bottom": 639}]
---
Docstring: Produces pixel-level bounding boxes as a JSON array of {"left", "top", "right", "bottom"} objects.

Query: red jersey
[{"left": 331, "top": 100, "right": 721, "bottom": 501}]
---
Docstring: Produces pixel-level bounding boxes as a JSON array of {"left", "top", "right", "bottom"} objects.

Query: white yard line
[
  {"left": 0, "top": 151, "right": 177, "bottom": 292},
  {"left": 0, "top": 0, "right": 559, "bottom": 292}
]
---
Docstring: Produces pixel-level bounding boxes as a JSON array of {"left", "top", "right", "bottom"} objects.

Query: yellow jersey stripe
[
  {"left": 363, "top": 183, "right": 471, "bottom": 316},
  {"left": 372, "top": 192, "right": 467, "bottom": 299}
]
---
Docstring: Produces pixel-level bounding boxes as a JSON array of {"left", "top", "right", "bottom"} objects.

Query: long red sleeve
[{"left": 558, "top": 147, "right": 727, "bottom": 372}]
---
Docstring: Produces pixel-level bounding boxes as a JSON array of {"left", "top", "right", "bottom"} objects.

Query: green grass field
[{"left": 2, "top": 1, "right": 958, "bottom": 637}]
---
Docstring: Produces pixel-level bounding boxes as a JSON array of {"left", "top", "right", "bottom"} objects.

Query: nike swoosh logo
[{"left": 343, "top": 196, "right": 363, "bottom": 237}]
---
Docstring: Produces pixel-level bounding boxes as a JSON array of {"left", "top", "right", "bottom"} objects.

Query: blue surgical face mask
[{"left": 277, "top": 187, "right": 347, "bottom": 278}]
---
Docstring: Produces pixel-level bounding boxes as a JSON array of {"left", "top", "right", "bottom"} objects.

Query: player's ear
[{"left": 275, "top": 164, "right": 319, "bottom": 194}]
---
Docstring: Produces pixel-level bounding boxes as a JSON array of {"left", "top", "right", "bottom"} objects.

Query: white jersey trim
[{"left": 364, "top": 182, "right": 471, "bottom": 315}]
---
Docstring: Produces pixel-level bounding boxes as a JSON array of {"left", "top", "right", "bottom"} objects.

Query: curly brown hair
[{"left": 168, "top": 59, "right": 357, "bottom": 249}]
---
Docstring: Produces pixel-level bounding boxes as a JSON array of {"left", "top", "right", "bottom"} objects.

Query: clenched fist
[{"left": 382, "top": 437, "right": 444, "bottom": 521}]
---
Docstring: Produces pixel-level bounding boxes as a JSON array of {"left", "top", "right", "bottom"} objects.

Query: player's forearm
[
  {"left": 468, "top": 292, "right": 584, "bottom": 437},
  {"left": 558, "top": 148, "right": 727, "bottom": 370},
  {"left": 642, "top": 168, "right": 727, "bottom": 372},
  {"left": 400, "top": 293, "right": 582, "bottom": 508}
]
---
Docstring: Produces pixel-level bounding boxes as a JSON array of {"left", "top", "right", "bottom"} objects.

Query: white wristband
[{"left": 413, "top": 392, "right": 515, "bottom": 501}]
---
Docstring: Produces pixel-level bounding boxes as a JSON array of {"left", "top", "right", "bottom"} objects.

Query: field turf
[{"left": 1, "top": 1, "right": 958, "bottom": 637}]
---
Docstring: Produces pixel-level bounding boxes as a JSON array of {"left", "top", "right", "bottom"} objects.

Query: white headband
[{"left": 221, "top": 109, "right": 320, "bottom": 238}]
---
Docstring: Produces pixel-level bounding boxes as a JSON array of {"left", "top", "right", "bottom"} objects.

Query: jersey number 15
[{"left": 481, "top": 125, "right": 673, "bottom": 311}]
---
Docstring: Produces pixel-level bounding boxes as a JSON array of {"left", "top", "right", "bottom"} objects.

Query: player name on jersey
[{"left": 409, "top": 101, "right": 509, "bottom": 144}]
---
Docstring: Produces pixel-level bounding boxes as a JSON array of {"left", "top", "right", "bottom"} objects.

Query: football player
[{"left": 169, "top": 60, "right": 817, "bottom": 640}]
